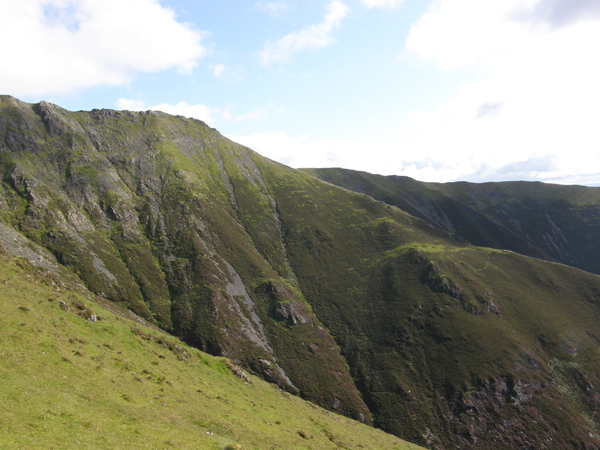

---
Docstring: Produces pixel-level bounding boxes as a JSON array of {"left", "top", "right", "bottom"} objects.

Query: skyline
[{"left": 2, "top": 0, "right": 600, "bottom": 185}]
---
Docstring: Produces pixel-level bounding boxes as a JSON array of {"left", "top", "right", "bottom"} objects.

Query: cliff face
[{"left": 2, "top": 96, "right": 600, "bottom": 448}]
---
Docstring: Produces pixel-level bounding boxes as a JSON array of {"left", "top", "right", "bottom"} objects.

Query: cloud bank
[{"left": 398, "top": 0, "right": 600, "bottom": 183}]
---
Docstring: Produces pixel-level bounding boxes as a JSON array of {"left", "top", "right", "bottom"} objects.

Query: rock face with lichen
[{"left": 2, "top": 95, "right": 600, "bottom": 449}]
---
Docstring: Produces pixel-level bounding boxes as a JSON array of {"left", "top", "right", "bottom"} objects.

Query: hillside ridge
[
  {"left": 305, "top": 167, "right": 600, "bottom": 275},
  {"left": 2, "top": 96, "right": 600, "bottom": 448}
]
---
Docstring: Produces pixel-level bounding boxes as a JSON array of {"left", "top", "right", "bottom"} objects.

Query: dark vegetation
[
  {"left": 1, "top": 95, "right": 600, "bottom": 448},
  {"left": 0, "top": 246, "right": 418, "bottom": 449},
  {"left": 306, "top": 168, "right": 600, "bottom": 276}
]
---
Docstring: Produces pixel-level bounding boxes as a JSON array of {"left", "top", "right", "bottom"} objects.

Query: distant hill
[
  {"left": 2, "top": 95, "right": 600, "bottom": 448},
  {"left": 305, "top": 168, "right": 600, "bottom": 275}
]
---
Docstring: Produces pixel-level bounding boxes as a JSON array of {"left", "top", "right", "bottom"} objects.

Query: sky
[{"left": 2, "top": 0, "right": 600, "bottom": 185}]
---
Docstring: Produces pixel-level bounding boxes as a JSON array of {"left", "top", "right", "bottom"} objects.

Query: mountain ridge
[
  {"left": 2, "top": 95, "right": 600, "bottom": 448},
  {"left": 305, "top": 167, "right": 600, "bottom": 276}
]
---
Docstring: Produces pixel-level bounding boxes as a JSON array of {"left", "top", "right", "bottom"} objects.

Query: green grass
[
  {"left": 0, "top": 251, "right": 422, "bottom": 450},
  {"left": 306, "top": 167, "right": 600, "bottom": 276}
]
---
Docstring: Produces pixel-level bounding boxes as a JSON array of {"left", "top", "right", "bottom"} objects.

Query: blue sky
[{"left": 2, "top": 0, "right": 600, "bottom": 185}]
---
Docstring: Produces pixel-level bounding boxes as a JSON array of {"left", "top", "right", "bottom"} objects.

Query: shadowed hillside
[{"left": 306, "top": 168, "right": 600, "bottom": 276}]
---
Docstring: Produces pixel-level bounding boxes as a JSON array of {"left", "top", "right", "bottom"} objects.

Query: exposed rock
[
  {"left": 274, "top": 302, "right": 311, "bottom": 325},
  {"left": 446, "top": 376, "right": 547, "bottom": 448},
  {"left": 481, "top": 289, "right": 500, "bottom": 315},
  {"left": 66, "top": 209, "right": 95, "bottom": 232},
  {"left": 227, "top": 363, "right": 252, "bottom": 384},
  {"left": 422, "top": 263, "right": 462, "bottom": 299}
]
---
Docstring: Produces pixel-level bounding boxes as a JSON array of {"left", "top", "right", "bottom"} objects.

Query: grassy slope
[
  {"left": 0, "top": 248, "right": 422, "bottom": 450},
  {"left": 267, "top": 163, "right": 600, "bottom": 447},
  {"left": 305, "top": 168, "right": 600, "bottom": 275}
]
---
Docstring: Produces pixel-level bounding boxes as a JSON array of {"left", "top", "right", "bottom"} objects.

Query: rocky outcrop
[
  {"left": 274, "top": 301, "right": 311, "bottom": 325},
  {"left": 422, "top": 263, "right": 463, "bottom": 299}
]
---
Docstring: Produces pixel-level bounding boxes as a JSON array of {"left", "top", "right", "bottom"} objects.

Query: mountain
[
  {"left": 305, "top": 168, "right": 600, "bottom": 276},
  {"left": 1, "top": 95, "right": 600, "bottom": 449},
  {"left": 0, "top": 239, "right": 420, "bottom": 450}
]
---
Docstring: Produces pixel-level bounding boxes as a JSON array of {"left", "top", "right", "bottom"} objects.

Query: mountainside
[
  {"left": 2, "top": 96, "right": 600, "bottom": 449},
  {"left": 0, "top": 242, "right": 420, "bottom": 450},
  {"left": 305, "top": 168, "right": 600, "bottom": 276}
]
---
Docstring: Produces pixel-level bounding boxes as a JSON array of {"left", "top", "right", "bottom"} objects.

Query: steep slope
[
  {"left": 0, "top": 243, "right": 421, "bottom": 450},
  {"left": 0, "top": 95, "right": 369, "bottom": 422},
  {"left": 264, "top": 164, "right": 600, "bottom": 448},
  {"left": 306, "top": 168, "right": 600, "bottom": 276},
  {"left": 2, "top": 96, "right": 600, "bottom": 449}
]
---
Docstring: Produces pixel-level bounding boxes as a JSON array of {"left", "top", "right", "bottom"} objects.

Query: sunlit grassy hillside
[{"left": 0, "top": 248, "right": 422, "bottom": 450}]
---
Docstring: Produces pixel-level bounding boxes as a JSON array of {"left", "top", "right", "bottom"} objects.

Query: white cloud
[
  {"left": 392, "top": 0, "right": 600, "bottom": 184},
  {"left": 226, "top": 132, "right": 371, "bottom": 170},
  {"left": 117, "top": 99, "right": 216, "bottom": 123},
  {"left": 405, "top": 0, "right": 600, "bottom": 70},
  {"left": 253, "top": 1, "right": 289, "bottom": 16},
  {"left": 212, "top": 64, "right": 226, "bottom": 78},
  {"left": 405, "top": 0, "right": 526, "bottom": 70},
  {"left": 227, "top": 121, "right": 600, "bottom": 185},
  {"left": 512, "top": 0, "right": 600, "bottom": 29},
  {"left": 257, "top": 0, "right": 349, "bottom": 65},
  {"left": 115, "top": 98, "right": 147, "bottom": 111},
  {"left": 116, "top": 99, "right": 275, "bottom": 126},
  {"left": 0, "top": 0, "right": 206, "bottom": 97},
  {"left": 358, "top": 0, "right": 403, "bottom": 9}
]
